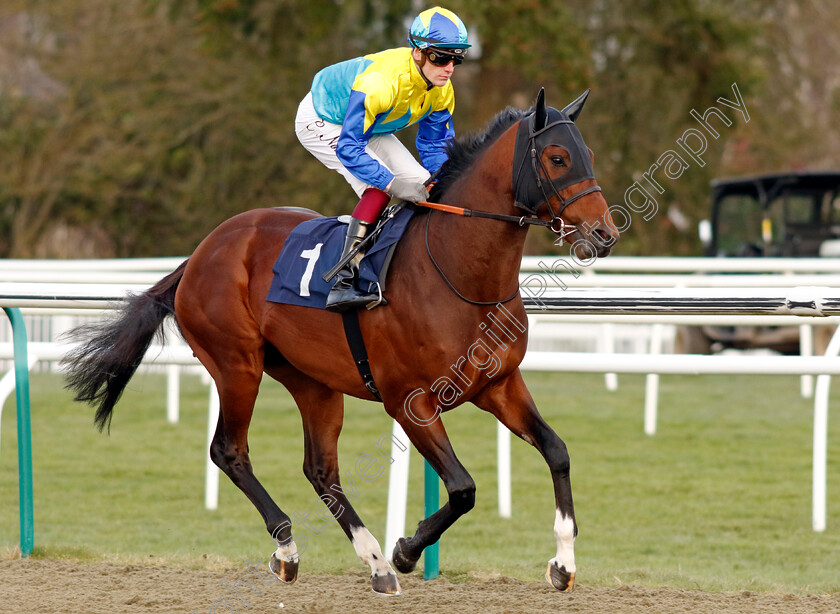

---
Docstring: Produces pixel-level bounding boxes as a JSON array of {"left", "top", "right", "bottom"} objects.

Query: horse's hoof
[
  {"left": 269, "top": 553, "right": 299, "bottom": 584},
  {"left": 371, "top": 572, "right": 402, "bottom": 596},
  {"left": 545, "top": 562, "right": 575, "bottom": 592},
  {"left": 391, "top": 538, "right": 418, "bottom": 574}
]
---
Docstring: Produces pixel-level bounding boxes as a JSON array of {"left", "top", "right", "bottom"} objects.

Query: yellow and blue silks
[{"left": 310, "top": 47, "right": 455, "bottom": 190}]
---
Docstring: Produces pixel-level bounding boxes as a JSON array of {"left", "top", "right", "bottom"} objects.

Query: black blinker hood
[{"left": 512, "top": 89, "right": 596, "bottom": 214}]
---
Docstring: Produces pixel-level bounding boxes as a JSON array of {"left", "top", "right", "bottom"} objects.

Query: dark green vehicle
[
  {"left": 676, "top": 171, "right": 840, "bottom": 354},
  {"left": 703, "top": 171, "right": 840, "bottom": 258}
]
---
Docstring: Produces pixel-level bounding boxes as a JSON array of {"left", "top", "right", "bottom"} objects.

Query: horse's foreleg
[
  {"left": 388, "top": 394, "right": 476, "bottom": 575},
  {"left": 472, "top": 369, "right": 577, "bottom": 592},
  {"left": 277, "top": 368, "right": 401, "bottom": 596}
]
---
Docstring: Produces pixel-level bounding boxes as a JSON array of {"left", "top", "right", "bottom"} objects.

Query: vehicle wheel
[{"left": 674, "top": 326, "right": 713, "bottom": 354}]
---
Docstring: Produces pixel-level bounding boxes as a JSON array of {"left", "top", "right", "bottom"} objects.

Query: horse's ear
[
  {"left": 534, "top": 87, "right": 547, "bottom": 130},
  {"left": 561, "top": 89, "right": 591, "bottom": 122}
]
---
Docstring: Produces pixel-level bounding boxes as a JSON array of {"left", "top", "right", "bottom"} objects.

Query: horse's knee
[
  {"left": 448, "top": 479, "right": 476, "bottom": 514},
  {"left": 540, "top": 433, "right": 570, "bottom": 474},
  {"left": 534, "top": 425, "right": 570, "bottom": 474}
]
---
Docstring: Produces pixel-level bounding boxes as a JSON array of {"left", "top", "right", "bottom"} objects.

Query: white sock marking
[
  {"left": 351, "top": 526, "right": 394, "bottom": 578},
  {"left": 274, "top": 541, "right": 300, "bottom": 563},
  {"left": 550, "top": 509, "right": 576, "bottom": 573}
]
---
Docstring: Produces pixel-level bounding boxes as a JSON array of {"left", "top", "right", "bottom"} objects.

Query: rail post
[
  {"left": 423, "top": 459, "right": 440, "bottom": 579},
  {"left": 3, "top": 307, "right": 34, "bottom": 556}
]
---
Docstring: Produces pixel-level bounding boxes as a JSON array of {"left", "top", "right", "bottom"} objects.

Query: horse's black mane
[{"left": 428, "top": 106, "right": 530, "bottom": 202}]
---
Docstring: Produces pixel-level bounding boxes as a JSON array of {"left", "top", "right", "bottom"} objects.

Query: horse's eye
[{"left": 550, "top": 156, "right": 566, "bottom": 167}]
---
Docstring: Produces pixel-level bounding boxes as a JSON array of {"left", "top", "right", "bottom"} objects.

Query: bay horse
[{"left": 63, "top": 89, "right": 618, "bottom": 596}]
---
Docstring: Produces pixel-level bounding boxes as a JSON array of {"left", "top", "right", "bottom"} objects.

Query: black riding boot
[{"left": 325, "top": 218, "right": 381, "bottom": 312}]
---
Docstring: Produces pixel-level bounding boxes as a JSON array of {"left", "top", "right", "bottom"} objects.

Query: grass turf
[{"left": 1, "top": 370, "right": 839, "bottom": 593}]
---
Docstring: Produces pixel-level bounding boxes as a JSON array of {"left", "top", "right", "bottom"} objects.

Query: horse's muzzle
[{"left": 572, "top": 225, "right": 618, "bottom": 259}]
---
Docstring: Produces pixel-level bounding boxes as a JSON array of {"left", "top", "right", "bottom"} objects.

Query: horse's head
[{"left": 513, "top": 88, "right": 619, "bottom": 258}]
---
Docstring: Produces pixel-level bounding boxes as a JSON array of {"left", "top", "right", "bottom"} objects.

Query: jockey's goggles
[{"left": 423, "top": 48, "right": 465, "bottom": 66}]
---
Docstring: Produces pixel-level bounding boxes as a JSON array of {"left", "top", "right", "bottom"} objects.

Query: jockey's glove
[{"left": 388, "top": 178, "right": 428, "bottom": 203}]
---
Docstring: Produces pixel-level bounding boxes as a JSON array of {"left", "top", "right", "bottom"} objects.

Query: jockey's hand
[{"left": 388, "top": 178, "right": 428, "bottom": 203}]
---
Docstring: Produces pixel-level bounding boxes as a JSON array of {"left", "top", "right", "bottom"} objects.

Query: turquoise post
[
  {"left": 4, "top": 308, "right": 34, "bottom": 557},
  {"left": 423, "top": 459, "right": 439, "bottom": 580}
]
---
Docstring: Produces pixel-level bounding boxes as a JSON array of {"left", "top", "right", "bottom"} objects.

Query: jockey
[{"left": 295, "top": 6, "right": 470, "bottom": 312}]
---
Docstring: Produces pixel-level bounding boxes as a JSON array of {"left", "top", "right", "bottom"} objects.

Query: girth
[{"left": 342, "top": 310, "right": 382, "bottom": 401}]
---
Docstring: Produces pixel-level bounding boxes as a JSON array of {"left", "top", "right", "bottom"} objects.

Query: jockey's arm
[
  {"left": 335, "top": 79, "right": 395, "bottom": 191},
  {"left": 416, "top": 108, "right": 455, "bottom": 175}
]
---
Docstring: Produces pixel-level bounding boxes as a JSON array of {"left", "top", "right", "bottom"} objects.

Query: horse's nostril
[{"left": 593, "top": 228, "right": 616, "bottom": 247}]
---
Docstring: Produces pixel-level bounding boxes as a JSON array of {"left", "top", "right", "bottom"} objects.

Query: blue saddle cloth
[{"left": 266, "top": 206, "right": 417, "bottom": 309}]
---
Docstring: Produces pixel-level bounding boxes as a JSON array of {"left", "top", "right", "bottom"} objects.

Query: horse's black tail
[{"left": 62, "top": 260, "right": 188, "bottom": 432}]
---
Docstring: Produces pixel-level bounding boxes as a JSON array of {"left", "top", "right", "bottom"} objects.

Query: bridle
[
  {"left": 510, "top": 93, "right": 602, "bottom": 239},
  {"left": 512, "top": 118, "right": 602, "bottom": 244},
  {"left": 420, "top": 102, "right": 602, "bottom": 305},
  {"left": 418, "top": 117, "right": 599, "bottom": 243}
]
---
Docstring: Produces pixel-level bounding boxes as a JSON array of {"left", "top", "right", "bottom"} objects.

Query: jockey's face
[{"left": 412, "top": 47, "right": 456, "bottom": 88}]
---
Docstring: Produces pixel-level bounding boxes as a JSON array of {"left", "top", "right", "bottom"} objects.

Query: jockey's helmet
[{"left": 408, "top": 7, "right": 470, "bottom": 51}]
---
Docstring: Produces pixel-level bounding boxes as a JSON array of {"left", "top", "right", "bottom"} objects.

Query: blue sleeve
[
  {"left": 336, "top": 90, "right": 395, "bottom": 190},
  {"left": 416, "top": 109, "right": 455, "bottom": 173}
]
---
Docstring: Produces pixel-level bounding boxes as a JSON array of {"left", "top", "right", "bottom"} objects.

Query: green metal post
[
  {"left": 423, "top": 459, "right": 439, "bottom": 580},
  {"left": 3, "top": 308, "right": 34, "bottom": 557}
]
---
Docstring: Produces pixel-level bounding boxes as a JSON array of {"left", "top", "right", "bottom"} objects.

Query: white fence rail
[
  {"left": 521, "top": 255, "right": 840, "bottom": 273},
  {"left": 2, "top": 257, "right": 840, "bottom": 539}
]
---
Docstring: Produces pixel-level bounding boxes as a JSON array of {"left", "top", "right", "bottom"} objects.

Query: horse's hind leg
[
  {"left": 472, "top": 369, "right": 577, "bottom": 592},
  {"left": 189, "top": 341, "right": 301, "bottom": 583},
  {"left": 270, "top": 365, "right": 401, "bottom": 596}
]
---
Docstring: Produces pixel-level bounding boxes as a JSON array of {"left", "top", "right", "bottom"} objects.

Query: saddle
[{"left": 266, "top": 204, "right": 416, "bottom": 310}]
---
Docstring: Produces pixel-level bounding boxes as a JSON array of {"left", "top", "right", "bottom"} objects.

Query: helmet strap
[{"left": 411, "top": 49, "right": 435, "bottom": 90}]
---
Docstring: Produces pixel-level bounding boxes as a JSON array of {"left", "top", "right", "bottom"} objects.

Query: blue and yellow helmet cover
[{"left": 408, "top": 7, "right": 470, "bottom": 50}]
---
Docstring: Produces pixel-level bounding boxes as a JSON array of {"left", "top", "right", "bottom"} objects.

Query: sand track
[{"left": 2, "top": 558, "right": 838, "bottom": 614}]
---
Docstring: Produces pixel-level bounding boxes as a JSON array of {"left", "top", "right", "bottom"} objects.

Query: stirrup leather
[{"left": 325, "top": 219, "right": 383, "bottom": 312}]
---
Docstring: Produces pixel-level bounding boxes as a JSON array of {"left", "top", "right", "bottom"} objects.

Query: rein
[
  {"left": 423, "top": 211, "right": 521, "bottom": 306},
  {"left": 414, "top": 186, "right": 601, "bottom": 307},
  {"left": 416, "top": 108, "right": 603, "bottom": 305},
  {"left": 416, "top": 199, "right": 576, "bottom": 239},
  {"left": 415, "top": 185, "right": 601, "bottom": 307},
  {"left": 415, "top": 179, "right": 597, "bottom": 306},
  {"left": 417, "top": 98, "right": 607, "bottom": 306}
]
